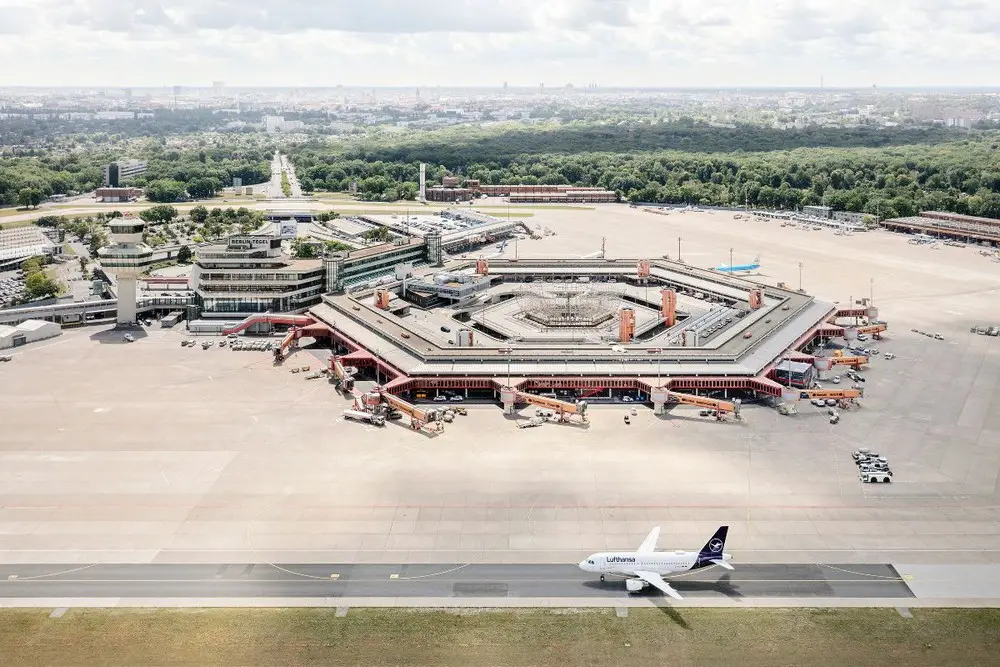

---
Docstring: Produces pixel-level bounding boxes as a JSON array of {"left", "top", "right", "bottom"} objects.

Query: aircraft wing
[
  {"left": 637, "top": 526, "right": 660, "bottom": 554},
  {"left": 634, "top": 570, "right": 682, "bottom": 600}
]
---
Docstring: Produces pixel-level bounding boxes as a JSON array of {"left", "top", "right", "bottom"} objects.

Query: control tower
[{"left": 97, "top": 214, "right": 153, "bottom": 324}]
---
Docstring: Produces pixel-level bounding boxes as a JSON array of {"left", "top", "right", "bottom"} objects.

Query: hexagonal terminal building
[
  {"left": 97, "top": 214, "right": 153, "bottom": 325},
  {"left": 306, "top": 256, "right": 871, "bottom": 416}
]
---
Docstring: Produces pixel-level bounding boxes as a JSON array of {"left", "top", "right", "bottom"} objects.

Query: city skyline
[{"left": 1, "top": 0, "right": 998, "bottom": 88}]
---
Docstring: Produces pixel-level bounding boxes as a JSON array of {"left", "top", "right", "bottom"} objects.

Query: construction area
[{"left": 1, "top": 204, "right": 999, "bottom": 574}]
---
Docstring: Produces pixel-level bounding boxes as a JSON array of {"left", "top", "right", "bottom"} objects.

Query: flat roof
[{"left": 310, "top": 257, "right": 833, "bottom": 379}]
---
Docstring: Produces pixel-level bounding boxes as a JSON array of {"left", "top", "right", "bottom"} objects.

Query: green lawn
[{"left": 1, "top": 607, "right": 998, "bottom": 667}]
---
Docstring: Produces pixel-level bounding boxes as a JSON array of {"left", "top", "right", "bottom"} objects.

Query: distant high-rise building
[
  {"left": 103, "top": 159, "right": 147, "bottom": 187},
  {"left": 123, "top": 88, "right": 132, "bottom": 100},
  {"left": 212, "top": 80, "right": 225, "bottom": 94}
]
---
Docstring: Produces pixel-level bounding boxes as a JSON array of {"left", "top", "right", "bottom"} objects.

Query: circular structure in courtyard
[{"left": 521, "top": 288, "right": 618, "bottom": 328}]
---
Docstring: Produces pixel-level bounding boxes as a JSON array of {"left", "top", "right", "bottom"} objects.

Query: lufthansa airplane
[{"left": 579, "top": 526, "right": 732, "bottom": 599}]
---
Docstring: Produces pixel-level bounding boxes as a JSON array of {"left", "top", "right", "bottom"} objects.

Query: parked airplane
[
  {"left": 716, "top": 255, "right": 761, "bottom": 273},
  {"left": 578, "top": 526, "right": 732, "bottom": 599}
]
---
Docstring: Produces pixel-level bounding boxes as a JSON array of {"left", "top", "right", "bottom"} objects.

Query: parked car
[
  {"left": 934, "top": 333, "right": 944, "bottom": 340},
  {"left": 884, "top": 353, "right": 896, "bottom": 360},
  {"left": 122, "top": 333, "right": 134, "bottom": 343},
  {"left": 450, "top": 395, "right": 464, "bottom": 402},
  {"left": 433, "top": 395, "right": 448, "bottom": 402}
]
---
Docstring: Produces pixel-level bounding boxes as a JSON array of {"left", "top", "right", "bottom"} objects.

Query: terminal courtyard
[{"left": 1, "top": 205, "right": 999, "bottom": 569}]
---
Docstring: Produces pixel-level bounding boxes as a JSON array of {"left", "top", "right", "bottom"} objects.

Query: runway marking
[
  {"left": 396, "top": 564, "right": 469, "bottom": 581},
  {"left": 11, "top": 564, "right": 96, "bottom": 581},
  {"left": 818, "top": 564, "right": 902, "bottom": 580}
]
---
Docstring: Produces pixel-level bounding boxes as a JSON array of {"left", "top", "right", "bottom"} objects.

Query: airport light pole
[
  {"left": 499, "top": 347, "right": 514, "bottom": 389},
  {"left": 798, "top": 262, "right": 803, "bottom": 292},
  {"left": 730, "top": 248, "right": 734, "bottom": 271},
  {"left": 649, "top": 347, "right": 663, "bottom": 387},
  {"left": 677, "top": 237, "right": 682, "bottom": 263}
]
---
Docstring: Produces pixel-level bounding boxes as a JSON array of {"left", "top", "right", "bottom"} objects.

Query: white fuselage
[{"left": 579, "top": 551, "right": 731, "bottom": 578}]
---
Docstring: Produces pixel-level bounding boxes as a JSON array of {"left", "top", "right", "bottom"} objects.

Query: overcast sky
[{"left": 2, "top": 0, "right": 998, "bottom": 88}]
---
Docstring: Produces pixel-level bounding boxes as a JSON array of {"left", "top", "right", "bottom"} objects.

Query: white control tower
[{"left": 97, "top": 214, "right": 153, "bottom": 325}]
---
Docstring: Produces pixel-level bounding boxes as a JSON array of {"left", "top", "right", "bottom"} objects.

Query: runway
[{"left": 0, "top": 563, "right": 914, "bottom": 600}]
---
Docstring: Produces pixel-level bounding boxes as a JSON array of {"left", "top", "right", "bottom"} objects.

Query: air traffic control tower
[{"left": 97, "top": 214, "right": 153, "bottom": 324}]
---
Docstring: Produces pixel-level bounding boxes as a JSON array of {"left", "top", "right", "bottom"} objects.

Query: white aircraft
[{"left": 578, "top": 526, "right": 732, "bottom": 599}]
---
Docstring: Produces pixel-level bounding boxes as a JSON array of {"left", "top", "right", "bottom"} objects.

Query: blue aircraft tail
[{"left": 696, "top": 526, "right": 728, "bottom": 565}]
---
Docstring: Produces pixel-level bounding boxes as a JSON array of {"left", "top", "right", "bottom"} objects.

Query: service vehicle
[{"left": 860, "top": 470, "right": 892, "bottom": 483}]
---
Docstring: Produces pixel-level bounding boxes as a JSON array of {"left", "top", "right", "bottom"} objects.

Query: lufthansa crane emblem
[{"left": 709, "top": 538, "right": 724, "bottom": 553}]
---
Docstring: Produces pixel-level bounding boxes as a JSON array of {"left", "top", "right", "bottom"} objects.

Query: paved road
[{"left": 0, "top": 564, "right": 914, "bottom": 600}]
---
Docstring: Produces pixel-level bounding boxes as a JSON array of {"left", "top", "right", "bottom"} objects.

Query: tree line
[
  {"left": 288, "top": 124, "right": 1000, "bottom": 220},
  {"left": 0, "top": 142, "right": 272, "bottom": 207}
]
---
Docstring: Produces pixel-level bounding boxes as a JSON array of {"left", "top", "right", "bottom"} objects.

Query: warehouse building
[{"left": 0, "top": 319, "right": 62, "bottom": 349}]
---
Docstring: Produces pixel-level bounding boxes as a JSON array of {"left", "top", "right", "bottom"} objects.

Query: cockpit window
[{"left": 587, "top": 560, "right": 595, "bottom": 565}]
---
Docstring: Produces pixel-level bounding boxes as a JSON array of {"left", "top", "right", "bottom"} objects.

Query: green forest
[
  {"left": 288, "top": 121, "right": 1000, "bottom": 219},
  {"left": 0, "top": 142, "right": 272, "bottom": 207}
]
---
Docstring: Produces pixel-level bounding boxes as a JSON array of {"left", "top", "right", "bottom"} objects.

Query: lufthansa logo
[{"left": 709, "top": 538, "right": 724, "bottom": 553}]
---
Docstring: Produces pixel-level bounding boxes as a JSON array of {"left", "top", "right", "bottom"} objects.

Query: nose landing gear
[{"left": 600, "top": 574, "right": 605, "bottom": 581}]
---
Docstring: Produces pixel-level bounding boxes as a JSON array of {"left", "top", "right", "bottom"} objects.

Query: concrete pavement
[{"left": 0, "top": 563, "right": 914, "bottom": 601}]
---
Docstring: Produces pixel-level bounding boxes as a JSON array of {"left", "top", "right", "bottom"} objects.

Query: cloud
[{"left": 0, "top": 0, "right": 998, "bottom": 86}]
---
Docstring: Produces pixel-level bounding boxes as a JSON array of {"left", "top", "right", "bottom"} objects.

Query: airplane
[
  {"left": 578, "top": 526, "right": 732, "bottom": 599},
  {"left": 716, "top": 255, "right": 761, "bottom": 273}
]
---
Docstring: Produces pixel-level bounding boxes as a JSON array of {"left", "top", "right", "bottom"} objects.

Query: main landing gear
[{"left": 600, "top": 575, "right": 605, "bottom": 581}]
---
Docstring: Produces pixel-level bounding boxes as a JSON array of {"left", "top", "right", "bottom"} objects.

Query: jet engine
[{"left": 625, "top": 578, "right": 647, "bottom": 592}]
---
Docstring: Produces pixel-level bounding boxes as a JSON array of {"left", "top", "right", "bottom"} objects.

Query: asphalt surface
[{"left": 0, "top": 564, "right": 914, "bottom": 600}]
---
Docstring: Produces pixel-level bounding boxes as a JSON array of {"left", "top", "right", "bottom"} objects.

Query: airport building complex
[{"left": 882, "top": 210, "right": 1000, "bottom": 245}]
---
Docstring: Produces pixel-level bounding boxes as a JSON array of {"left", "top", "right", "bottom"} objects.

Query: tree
[
  {"left": 324, "top": 240, "right": 353, "bottom": 252},
  {"left": 21, "top": 256, "right": 43, "bottom": 276},
  {"left": 88, "top": 229, "right": 109, "bottom": 256},
  {"left": 361, "top": 227, "right": 392, "bottom": 243},
  {"left": 34, "top": 215, "right": 64, "bottom": 227},
  {"left": 189, "top": 205, "right": 209, "bottom": 224},
  {"left": 176, "top": 245, "right": 193, "bottom": 263},
  {"left": 24, "top": 271, "right": 61, "bottom": 300},
  {"left": 139, "top": 204, "right": 178, "bottom": 224},
  {"left": 186, "top": 177, "right": 221, "bottom": 199},
  {"left": 290, "top": 237, "right": 318, "bottom": 258},
  {"left": 145, "top": 179, "right": 187, "bottom": 203},
  {"left": 17, "top": 187, "right": 43, "bottom": 208}
]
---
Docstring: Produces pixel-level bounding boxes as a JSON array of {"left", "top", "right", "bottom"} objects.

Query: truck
[
  {"left": 518, "top": 416, "right": 545, "bottom": 429},
  {"left": 343, "top": 409, "right": 385, "bottom": 426}
]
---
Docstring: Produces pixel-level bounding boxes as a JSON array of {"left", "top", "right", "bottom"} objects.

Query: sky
[{"left": 1, "top": 0, "right": 998, "bottom": 88}]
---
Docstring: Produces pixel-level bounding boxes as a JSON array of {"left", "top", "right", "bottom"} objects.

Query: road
[
  {"left": 259, "top": 152, "right": 303, "bottom": 199},
  {"left": 0, "top": 563, "right": 914, "bottom": 600}
]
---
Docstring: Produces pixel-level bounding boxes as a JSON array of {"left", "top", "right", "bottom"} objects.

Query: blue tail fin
[{"left": 697, "top": 526, "right": 728, "bottom": 561}]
